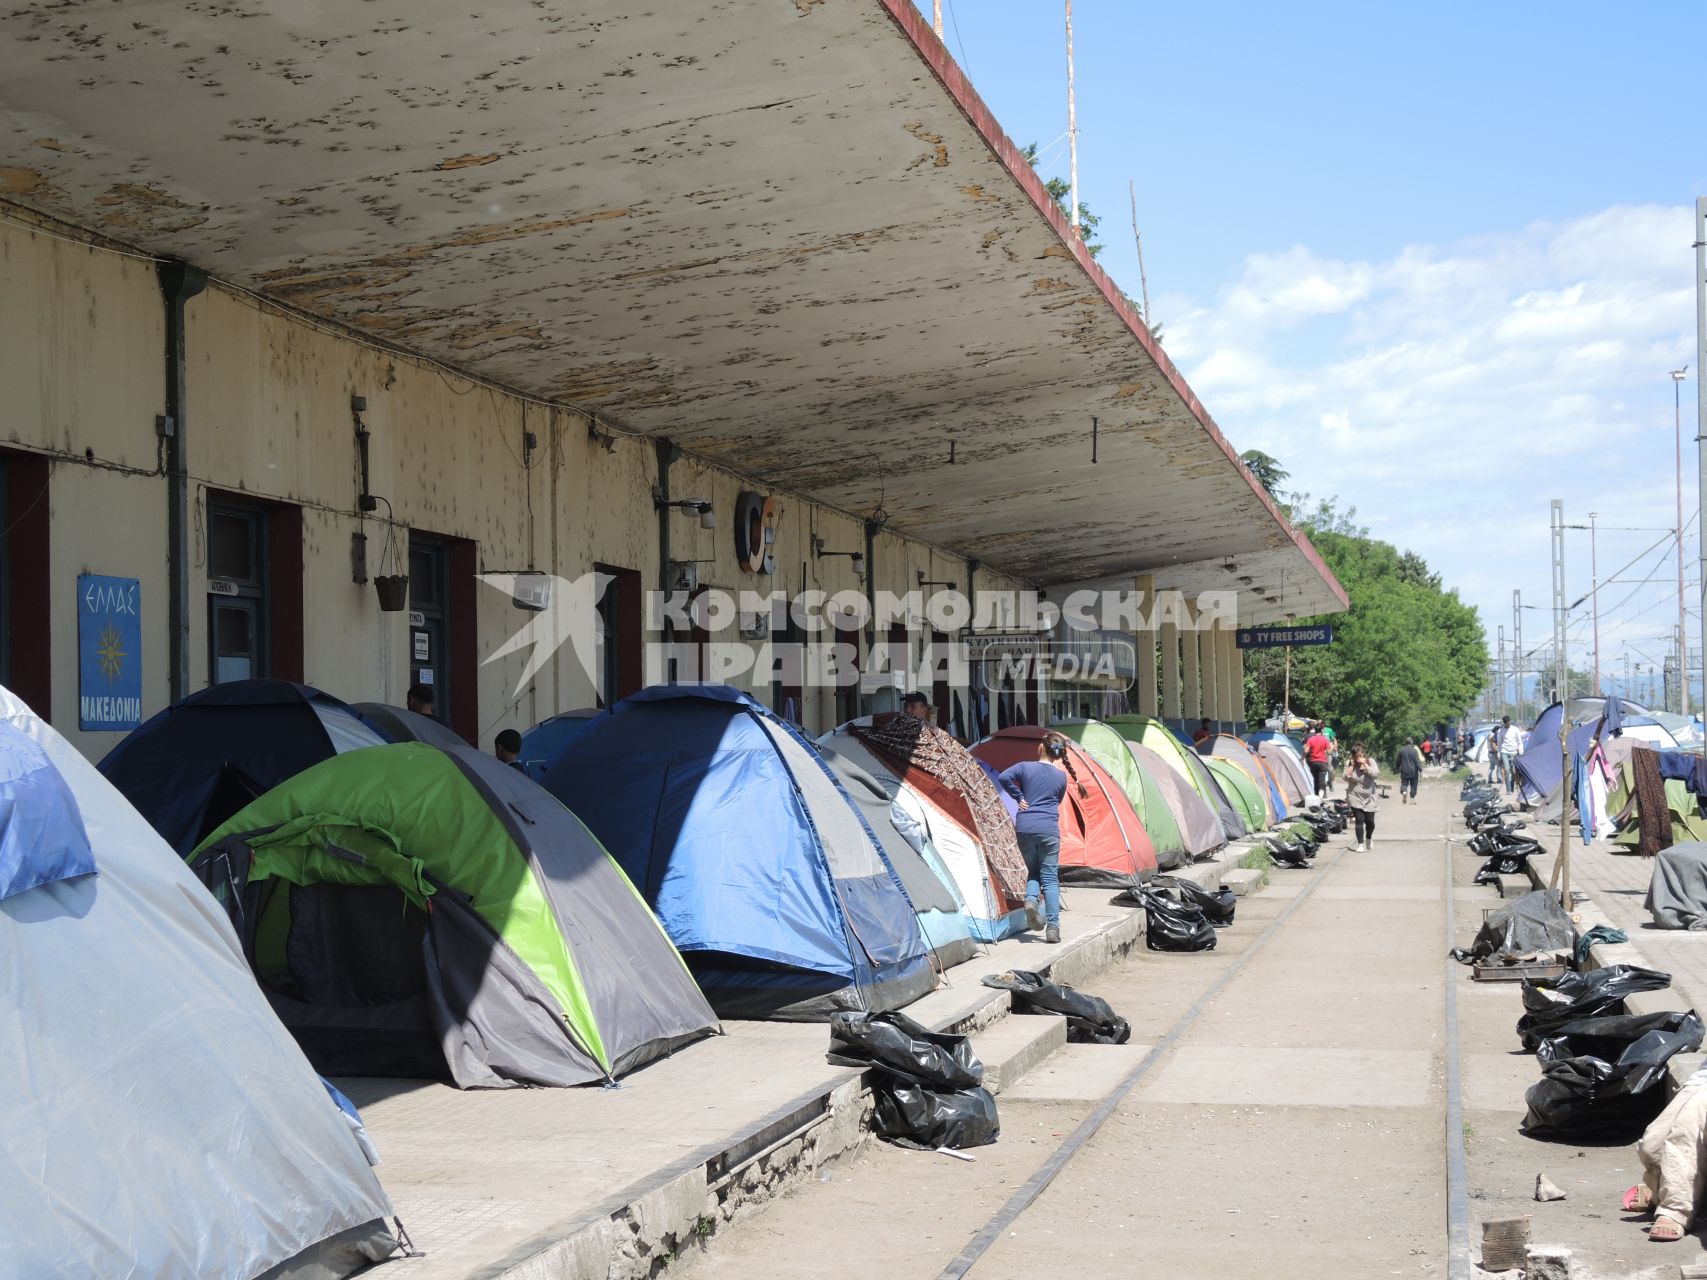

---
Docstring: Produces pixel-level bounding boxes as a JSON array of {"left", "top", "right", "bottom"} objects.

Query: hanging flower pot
[{"left": 374, "top": 574, "right": 410, "bottom": 612}]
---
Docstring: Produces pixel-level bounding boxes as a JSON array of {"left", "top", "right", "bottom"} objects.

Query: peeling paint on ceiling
[{"left": 0, "top": 0, "right": 1342, "bottom": 620}]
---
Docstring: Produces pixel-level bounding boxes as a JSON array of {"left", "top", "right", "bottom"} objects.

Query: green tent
[
  {"left": 1205, "top": 755, "right": 1267, "bottom": 831},
  {"left": 1053, "top": 720, "right": 1188, "bottom": 869},
  {"left": 190, "top": 742, "right": 719, "bottom": 1088},
  {"left": 1102, "top": 715, "right": 1244, "bottom": 839}
]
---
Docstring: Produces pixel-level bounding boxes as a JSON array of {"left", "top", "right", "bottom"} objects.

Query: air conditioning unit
[{"left": 510, "top": 573, "right": 553, "bottom": 613}]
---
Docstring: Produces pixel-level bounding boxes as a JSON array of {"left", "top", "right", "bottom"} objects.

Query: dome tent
[
  {"left": 192, "top": 741, "right": 718, "bottom": 1087},
  {"left": 1102, "top": 714, "right": 1246, "bottom": 840},
  {"left": 1203, "top": 754, "right": 1269, "bottom": 831},
  {"left": 0, "top": 685, "right": 396, "bottom": 1279},
  {"left": 822, "top": 715, "right": 1032, "bottom": 943},
  {"left": 1202, "top": 734, "right": 1289, "bottom": 824},
  {"left": 1125, "top": 739, "right": 1226, "bottom": 859},
  {"left": 100, "top": 678, "right": 387, "bottom": 854},
  {"left": 970, "top": 726, "right": 1159, "bottom": 887},
  {"left": 819, "top": 744, "right": 978, "bottom": 970},
  {"left": 1052, "top": 718, "right": 1189, "bottom": 870},
  {"left": 541, "top": 685, "right": 936, "bottom": 1019}
]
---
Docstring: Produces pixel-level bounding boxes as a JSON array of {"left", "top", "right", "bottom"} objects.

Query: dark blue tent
[
  {"left": 98, "top": 680, "right": 387, "bottom": 854},
  {"left": 539, "top": 684, "right": 935, "bottom": 1019},
  {"left": 351, "top": 702, "right": 468, "bottom": 751},
  {"left": 519, "top": 708, "right": 604, "bottom": 781},
  {"left": 1515, "top": 698, "right": 1653, "bottom": 805}
]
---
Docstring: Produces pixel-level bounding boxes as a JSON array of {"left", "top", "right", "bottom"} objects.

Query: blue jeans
[{"left": 1017, "top": 832, "right": 1061, "bottom": 927}]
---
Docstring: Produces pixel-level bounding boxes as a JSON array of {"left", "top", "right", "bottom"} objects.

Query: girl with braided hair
[{"left": 997, "top": 730, "right": 1080, "bottom": 943}]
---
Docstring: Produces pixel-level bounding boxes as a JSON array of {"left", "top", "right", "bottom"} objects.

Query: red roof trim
[{"left": 875, "top": 0, "right": 1348, "bottom": 612}]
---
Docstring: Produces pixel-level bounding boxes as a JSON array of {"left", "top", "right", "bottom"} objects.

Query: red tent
[{"left": 971, "top": 727, "right": 1158, "bottom": 887}]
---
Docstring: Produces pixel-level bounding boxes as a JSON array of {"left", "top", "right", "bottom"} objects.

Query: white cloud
[{"left": 1173, "top": 204, "right": 1699, "bottom": 667}]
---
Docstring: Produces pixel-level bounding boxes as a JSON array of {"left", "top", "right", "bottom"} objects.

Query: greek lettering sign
[
  {"left": 78, "top": 574, "right": 143, "bottom": 731},
  {"left": 1236, "top": 625, "right": 1333, "bottom": 650}
]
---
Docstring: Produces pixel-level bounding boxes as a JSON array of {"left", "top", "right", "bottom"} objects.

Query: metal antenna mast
[
  {"left": 1065, "top": 0, "right": 1080, "bottom": 237},
  {"left": 1552, "top": 499, "right": 1567, "bottom": 702}
]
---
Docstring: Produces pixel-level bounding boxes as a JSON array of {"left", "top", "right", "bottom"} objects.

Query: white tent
[{"left": 0, "top": 686, "right": 395, "bottom": 1279}]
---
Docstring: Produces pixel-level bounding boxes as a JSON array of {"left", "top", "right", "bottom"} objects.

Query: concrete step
[
  {"left": 970, "top": 1011, "right": 1067, "bottom": 1095},
  {"left": 1220, "top": 867, "right": 1263, "bottom": 898},
  {"left": 1495, "top": 872, "right": 1530, "bottom": 898}
]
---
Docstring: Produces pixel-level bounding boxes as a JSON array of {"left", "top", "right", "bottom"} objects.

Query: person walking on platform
[
  {"left": 1344, "top": 742, "right": 1381, "bottom": 850},
  {"left": 1303, "top": 722, "right": 1332, "bottom": 795},
  {"left": 998, "top": 730, "right": 1079, "bottom": 945},
  {"left": 1498, "top": 714, "right": 1525, "bottom": 794},
  {"left": 1396, "top": 738, "right": 1423, "bottom": 804}
]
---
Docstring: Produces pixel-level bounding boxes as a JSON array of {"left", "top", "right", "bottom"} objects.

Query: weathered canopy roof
[{"left": 0, "top": 0, "right": 1344, "bottom": 619}]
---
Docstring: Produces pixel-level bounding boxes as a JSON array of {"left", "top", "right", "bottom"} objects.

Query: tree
[
  {"left": 1238, "top": 450, "right": 1289, "bottom": 499},
  {"left": 1021, "top": 142, "right": 1103, "bottom": 258},
  {"left": 1242, "top": 491, "right": 1487, "bottom": 760}
]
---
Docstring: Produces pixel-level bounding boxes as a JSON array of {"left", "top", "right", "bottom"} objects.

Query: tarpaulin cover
[
  {"left": 1449, "top": 889, "right": 1573, "bottom": 965},
  {"left": 542, "top": 685, "right": 934, "bottom": 1019},
  {"left": 980, "top": 969, "right": 1131, "bottom": 1044},
  {"left": 194, "top": 741, "right": 718, "bottom": 1086},
  {"left": 0, "top": 684, "right": 395, "bottom": 1279},
  {"left": 1517, "top": 965, "right": 1672, "bottom": 1052},
  {"left": 1521, "top": 1010, "right": 1704, "bottom": 1139},
  {"left": 99, "top": 679, "right": 387, "bottom": 854},
  {"left": 0, "top": 725, "right": 95, "bottom": 900},
  {"left": 1646, "top": 842, "right": 1707, "bottom": 930}
]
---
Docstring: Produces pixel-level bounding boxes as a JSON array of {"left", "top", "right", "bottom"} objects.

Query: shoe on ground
[
  {"left": 1025, "top": 898, "right": 1043, "bottom": 930},
  {"left": 1045, "top": 924, "right": 1061, "bottom": 944}
]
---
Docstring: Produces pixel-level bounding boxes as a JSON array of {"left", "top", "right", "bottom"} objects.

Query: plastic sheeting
[
  {"left": 1449, "top": 889, "right": 1573, "bottom": 965},
  {"left": 0, "top": 685, "right": 394, "bottom": 1279},
  {"left": 1522, "top": 1010, "right": 1704, "bottom": 1139},
  {"left": 0, "top": 725, "right": 96, "bottom": 900}
]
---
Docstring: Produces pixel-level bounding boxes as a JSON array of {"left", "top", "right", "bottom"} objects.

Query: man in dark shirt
[
  {"left": 1192, "top": 718, "right": 1214, "bottom": 745},
  {"left": 1396, "top": 738, "right": 1424, "bottom": 804},
  {"left": 998, "top": 732, "right": 1072, "bottom": 944},
  {"left": 494, "top": 729, "right": 525, "bottom": 771}
]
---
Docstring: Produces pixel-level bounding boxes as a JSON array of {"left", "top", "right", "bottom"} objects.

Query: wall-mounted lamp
[
  {"left": 589, "top": 422, "right": 621, "bottom": 455},
  {"left": 814, "top": 536, "right": 865, "bottom": 577},
  {"left": 657, "top": 498, "right": 716, "bottom": 530},
  {"left": 917, "top": 570, "right": 958, "bottom": 592}
]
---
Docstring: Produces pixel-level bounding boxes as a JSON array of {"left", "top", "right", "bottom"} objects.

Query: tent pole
[{"left": 1283, "top": 645, "right": 1291, "bottom": 730}]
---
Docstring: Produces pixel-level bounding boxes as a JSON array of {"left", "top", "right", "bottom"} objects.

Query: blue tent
[
  {"left": 519, "top": 708, "right": 605, "bottom": 781},
  {"left": 539, "top": 685, "right": 935, "bottom": 1019},
  {"left": 1515, "top": 698, "right": 1656, "bottom": 805},
  {"left": 99, "top": 679, "right": 387, "bottom": 854}
]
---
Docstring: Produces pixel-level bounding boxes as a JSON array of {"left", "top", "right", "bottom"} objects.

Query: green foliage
[
  {"left": 1243, "top": 493, "right": 1487, "bottom": 760},
  {"left": 1239, "top": 449, "right": 1289, "bottom": 498},
  {"left": 1021, "top": 142, "right": 1103, "bottom": 258}
]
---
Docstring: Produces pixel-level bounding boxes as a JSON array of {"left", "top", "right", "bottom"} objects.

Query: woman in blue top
[{"left": 997, "top": 731, "right": 1083, "bottom": 944}]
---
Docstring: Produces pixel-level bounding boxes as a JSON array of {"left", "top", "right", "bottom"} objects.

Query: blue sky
[{"left": 915, "top": 0, "right": 1707, "bottom": 703}]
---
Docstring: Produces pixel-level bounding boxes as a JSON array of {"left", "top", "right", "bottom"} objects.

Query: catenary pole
[
  {"left": 1552, "top": 500, "right": 1567, "bottom": 702},
  {"left": 1676, "top": 367, "right": 1690, "bottom": 716},
  {"left": 1065, "top": 0, "right": 1080, "bottom": 237},
  {"left": 1695, "top": 196, "right": 1707, "bottom": 755},
  {"left": 1589, "top": 511, "right": 1601, "bottom": 696}
]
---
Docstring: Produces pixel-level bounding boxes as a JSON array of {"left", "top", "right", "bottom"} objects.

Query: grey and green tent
[
  {"left": 190, "top": 741, "right": 719, "bottom": 1088},
  {"left": 1053, "top": 719, "right": 1189, "bottom": 869}
]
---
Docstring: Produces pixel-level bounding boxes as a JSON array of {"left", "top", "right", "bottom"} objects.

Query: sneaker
[
  {"left": 1025, "top": 898, "right": 1043, "bottom": 930},
  {"left": 1045, "top": 924, "right": 1061, "bottom": 944}
]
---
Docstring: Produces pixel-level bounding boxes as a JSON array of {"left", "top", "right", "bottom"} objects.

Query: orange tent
[{"left": 971, "top": 727, "right": 1158, "bottom": 887}]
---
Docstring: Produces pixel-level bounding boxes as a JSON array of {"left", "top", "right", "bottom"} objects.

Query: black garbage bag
[
  {"left": 1535, "top": 1010, "right": 1704, "bottom": 1068},
  {"left": 1450, "top": 889, "right": 1573, "bottom": 965},
  {"left": 1152, "top": 875, "right": 1236, "bottom": 927},
  {"left": 1516, "top": 965, "right": 1673, "bottom": 1052},
  {"left": 980, "top": 969, "right": 1131, "bottom": 1044},
  {"left": 826, "top": 1010, "right": 983, "bottom": 1090},
  {"left": 1268, "top": 839, "right": 1310, "bottom": 868},
  {"left": 1137, "top": 888, "right": 1217, "bottom": 952},
  {"left": 869, "top": 1078, "right": 1000, "bottom": 1150},
  {"left": 1521, "top": 1010, "right": 1703, "bottom": 1139}
]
